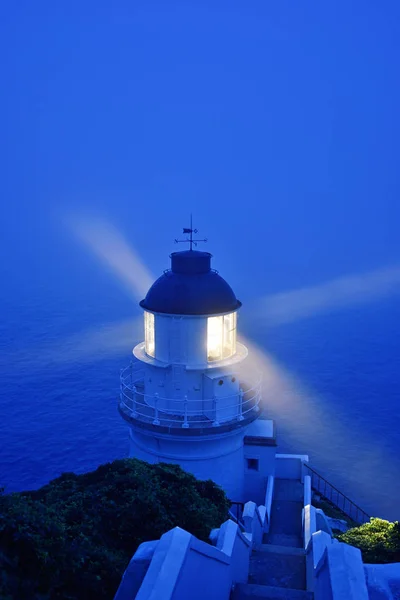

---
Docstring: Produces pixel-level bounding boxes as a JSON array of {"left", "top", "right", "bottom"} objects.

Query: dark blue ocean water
[
  {"left": 1, "top": 260, "right": 399, "bottom": 521},
  {"left": 1, "top": 0, "right": 400, "bottom": 524}
]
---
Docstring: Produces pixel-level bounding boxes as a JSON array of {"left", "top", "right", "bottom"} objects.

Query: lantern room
[{"left": 134, "top": 249, "right": 245, "bottom": 368}]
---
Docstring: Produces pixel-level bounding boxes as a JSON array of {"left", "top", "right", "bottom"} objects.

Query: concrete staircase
[{"left": 232, "top": 480, "right": 313, "bottom": 600}]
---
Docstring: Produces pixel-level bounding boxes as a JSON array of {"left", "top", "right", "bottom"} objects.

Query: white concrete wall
[
  {"left": 304, "top": 475, "right": 312, "bottom": 506},
  {"left": 114, "top": 541, "right": 158, "bottom": 600},
  {"left": 143, "top": 364, "right": 204, "bottom": 408},
  {"left": 304, "top": 504, "right": 317, "bottom": 551},
  {"left": 162, "top": 531, "right": 232, "bottom": 600},
  {"left": 129, "top": 427, "right": 247, "bottom": 501},
  {"left": 215, "top": 520, "right": 251, "bottom": 585},
  {"left": 242, "top": 501, "right": 264, "bottom": 549},
  {"left": 275, "top": 454, "right": 309, "bottom": 480},
  {"left": 364, "top": 563, "right": 400, "bottom": 599},
  {"left": 243, "top": 445, "right": 276, "bottom": 505},
  {"left": 307, "top": 530, "right": 369, "bottom": 600},
  {"left": 315, "top": 542, "right": 369, "bottom": 600},
  {"left": 115, "top": 509, "right": 266, "bottom": 600},
  {"left": 264, "top": 475, "right": 274, "bottom": 532}
]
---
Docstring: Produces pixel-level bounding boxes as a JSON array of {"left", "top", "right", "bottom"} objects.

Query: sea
[{"left": 1, "top": 258, "right": 399, "bottom": 522}]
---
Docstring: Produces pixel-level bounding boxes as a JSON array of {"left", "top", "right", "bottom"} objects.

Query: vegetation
[
  {"left": 0, "top": 459, "right": 230, "bottom": 600},
  {"left": 312, "top": 496, "right": 357, "bottom": 527},
  {"left": 337, "top": 518, "right": 400, "bottom": 563}
]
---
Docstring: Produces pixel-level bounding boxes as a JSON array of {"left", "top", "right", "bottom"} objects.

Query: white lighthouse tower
[{"left": 119, "top": 227, "right": 274, "bottom": 502}]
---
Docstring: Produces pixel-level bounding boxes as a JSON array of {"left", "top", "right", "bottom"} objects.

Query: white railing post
[
  {"left": 182, "top": 395, "right": 189, "bottom": 428},
  {"left": 238, "top": 388, "right": 244, "bottom": 421},
  {"left": 212, "top": 395, "right": 220, "bottom": 427},
  {"left": 153, "top": 392, "right": 160, "bottom": 425}
]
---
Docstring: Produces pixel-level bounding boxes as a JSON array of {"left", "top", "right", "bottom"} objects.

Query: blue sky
[{"left": 1, "top": 0, "right": 399, "bottom": 302}]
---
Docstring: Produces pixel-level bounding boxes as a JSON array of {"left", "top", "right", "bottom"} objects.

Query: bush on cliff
[
  {"left": 337, "top": 517, "right": 400, "bottom": 563},
  {"left": 0, "top": 459, "right": 230, "bottom": 599}
]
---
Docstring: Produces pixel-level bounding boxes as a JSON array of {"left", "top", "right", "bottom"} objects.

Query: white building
[{"left": 119, "top": 245, "right": 276, "bottom": 502}]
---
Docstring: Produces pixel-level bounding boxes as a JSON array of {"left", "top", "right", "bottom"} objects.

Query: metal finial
[{"left": 174, "top": 215, "right": 207, "bottom": 250}]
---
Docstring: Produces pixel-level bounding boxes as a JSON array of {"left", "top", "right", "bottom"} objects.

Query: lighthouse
[{"left": 119, "top": 226, "right": 275, "bottom": 502}]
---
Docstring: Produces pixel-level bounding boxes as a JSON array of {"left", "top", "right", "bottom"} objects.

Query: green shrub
[
  {"left": 337, "top": 517, "right": 400, "bottom": 563},
  {"left": 0, "top": 459, "right": 230, "bottom": 599}
]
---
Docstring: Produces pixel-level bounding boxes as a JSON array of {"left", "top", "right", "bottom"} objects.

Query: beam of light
[
  {"left": 64, "top": 214, "right": 154, "bottom": 302},
  {"left": 4, "top": 317, "right": 143, "bottom": 373},
  {"left": 239, "top": 335, "right": 400, "bottom": 521},
  {"left": 251, "top": 266, "right": 400, "bottom": 327}
]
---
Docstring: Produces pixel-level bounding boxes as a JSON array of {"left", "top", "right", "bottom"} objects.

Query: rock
[{"left": 326, "top": 517, "right": 350, "bottom": 533}]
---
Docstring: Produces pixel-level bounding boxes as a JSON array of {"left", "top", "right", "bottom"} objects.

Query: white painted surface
[
  {"left": 216, "top": 520, "right": 251, "bottom": 585},
  {"left": 243, "top": 419, "right": 276, "bottom": 504},
  {"left": 258, "top": 505, "right": 267, "bottom": 531},
  {"left": 304, "top": 504, "right": 317, "bottom": 551},
  {"left": 275, "top": 454, "right": 309, "bottom": 479},
  {"left": 129, "top": 427, "right": 247, "bottom": 501},
  {"left": 244, "top": 418, "right": 274, "bottom": 438},
  {"left": 326, "top": 542, "right": 369, "bottom": 600},
  {"left": 242, "top": 501, "right": 264, "bottom": 549},
  {"left": 124, "top": 518, "right": 254, "bottom": 600},
  {"left": 264, "top": 475, "right": 274, "bottom": 532},
  {"left": 114, "top": 541, "right": 158, "bottom": 600},
  {"left": 304, "top": 475, "right": 312, "bottom": 507},
  {"left": 365, "top": 563, "right": 400, "bottom": 600}
]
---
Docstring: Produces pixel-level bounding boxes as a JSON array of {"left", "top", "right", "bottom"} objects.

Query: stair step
[
  {"left": 258, "top": 544, "right": 305, "bottom": 556},
  {"left": 232, "top": 583, "right": 313, "bottom": 600},
  {"left": 249, "top": 550, "right": 306, "bottom": 590},
  {"left": 266, "top": 533, "right": 303, "bottom": 548},
  {"left": 274, "top": 479, "right": 305, "bottom": 503}
]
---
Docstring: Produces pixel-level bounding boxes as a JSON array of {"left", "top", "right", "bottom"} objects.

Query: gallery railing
[{"left": 119, "top": 361, "right": 262, "bottom": 430}]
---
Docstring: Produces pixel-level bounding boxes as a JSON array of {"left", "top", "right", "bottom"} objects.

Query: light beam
[
  {"left": 65, "top": 214, "right": 154, "bottom": 302},
  {"left": 252, "top": 266, "right": 400, "bottom": 327}
]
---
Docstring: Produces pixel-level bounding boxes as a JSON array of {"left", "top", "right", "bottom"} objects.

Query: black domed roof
[{"left": 140, "top": 250, "right": 241, "bottom": 316}]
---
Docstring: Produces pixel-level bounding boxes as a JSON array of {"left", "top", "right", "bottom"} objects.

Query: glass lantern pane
[
  {"left": 207, "top": 316, "right": 223, "bottom": 361},
  {"left": 223, "top": 312, "right": 237, "bottom": 358},
  {"left": 144, "top": 311, "right": 155, "bottom": 357}
]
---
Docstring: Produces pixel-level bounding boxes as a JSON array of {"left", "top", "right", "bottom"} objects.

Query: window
[
  {"left": 207, "top": 312, "right": 237, "bottom": 362},
  {"left": 144, "top": 311, "right": 155, "bottom": 357},
  {"left": 247, "top": 458, "right": 259, "bottom": 471}
]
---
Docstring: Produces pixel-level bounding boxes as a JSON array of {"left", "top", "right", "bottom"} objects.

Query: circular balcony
[{"left": 118, "top": 362, "right": 262, "bottom": 436}]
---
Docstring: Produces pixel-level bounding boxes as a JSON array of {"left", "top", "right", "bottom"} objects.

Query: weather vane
[{"left": 174, "top": 215, "right": 207, "bottom": 251}]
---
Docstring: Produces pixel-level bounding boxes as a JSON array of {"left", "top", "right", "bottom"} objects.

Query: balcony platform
[
  {"left": 118, "top": 363, "right": 262, "bottom": 437},
  {"left": 244, "top": 415, "right": 277, "bottom": 447},
  {"left": 118, "top": 395, "right": 261, "bottom": 437}
]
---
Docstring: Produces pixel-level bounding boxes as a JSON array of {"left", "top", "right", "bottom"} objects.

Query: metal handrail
[
  {"left": 119, "top": 388, "right": 261, "bottom": 426},
  {"left": 229, "top": 501, "right": 245, "bottom": 527},
  {"left": 119, "top": 362, "right": 261, "bottom": 429},
  {"left": 304, "top": 464, "right": 370, "bottom": 524},
  {"left": 119, "top": 384, "right": 260, "bottom": 412},
  {"left": 120, "top": 395, "right": 259, "bottom": 419}
]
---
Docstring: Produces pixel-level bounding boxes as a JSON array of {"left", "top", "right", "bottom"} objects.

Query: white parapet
[{"left": 275, "top": 453, "right": 309, "bottom": 480}]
